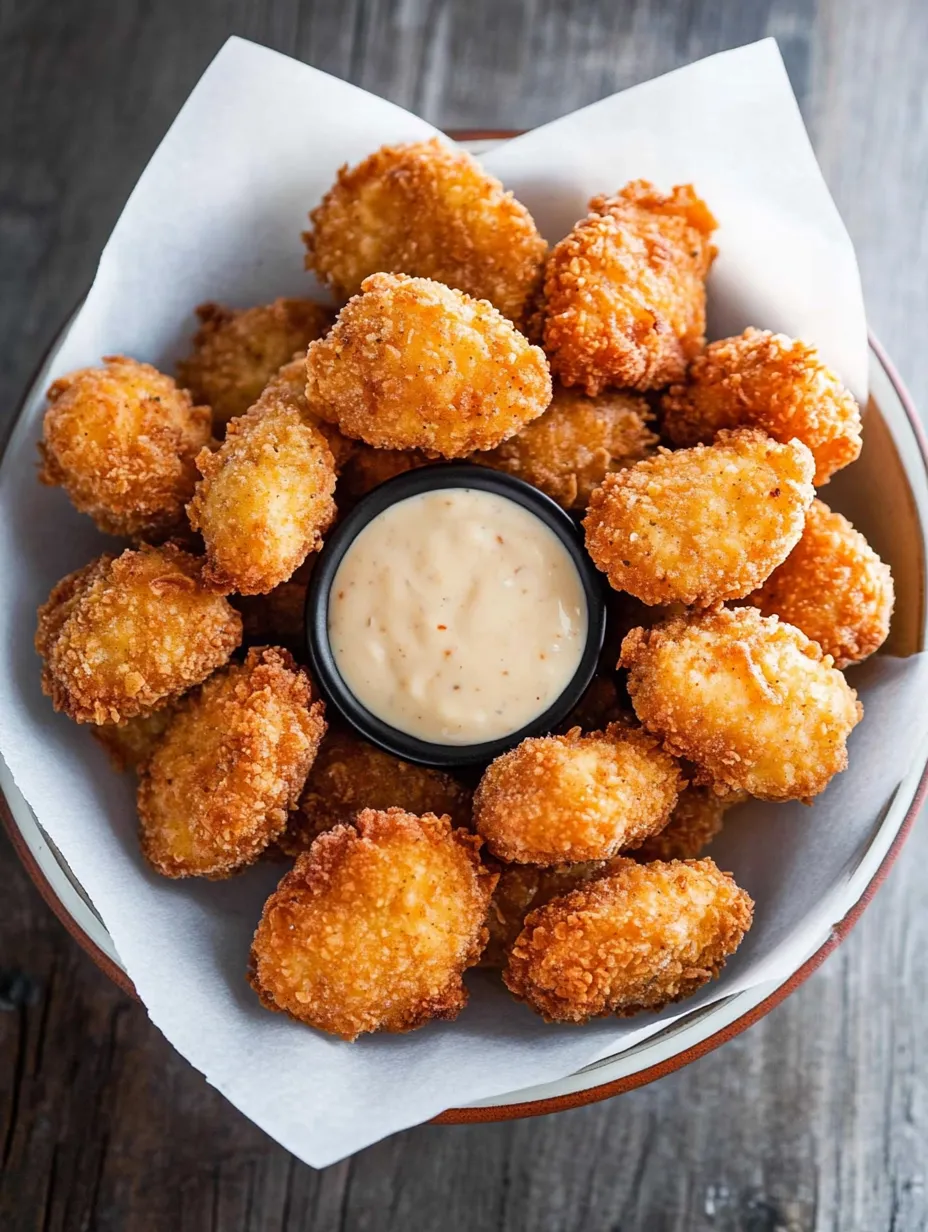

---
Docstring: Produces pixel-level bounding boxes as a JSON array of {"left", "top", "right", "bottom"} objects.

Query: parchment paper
[{"left": 0, "top": 37, "right": 920, "bottom": 1166}]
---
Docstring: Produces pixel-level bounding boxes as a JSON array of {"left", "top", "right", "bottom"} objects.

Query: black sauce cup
[{"left": 305, "top": 463, "right": 607, "bottom": 768}]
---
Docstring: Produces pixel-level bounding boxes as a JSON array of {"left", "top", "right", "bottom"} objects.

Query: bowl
[{"left": 3, "top": 134, "right": 927, "bottom": 1125}]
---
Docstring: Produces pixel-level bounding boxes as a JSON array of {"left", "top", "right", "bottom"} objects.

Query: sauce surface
[{"left": 329, "top": 488, "right": 588, "bottom": 745}]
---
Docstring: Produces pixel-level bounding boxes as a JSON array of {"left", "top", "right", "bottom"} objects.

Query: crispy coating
[
  {"left": 503, "top": 857, "right": 753, "bottom": 1022},
  {"left": 621, "top": 607, "right": 863, "bottom": 800},
  {"left": 584, "top": 428, "right": 815, "bottom": 606},
  {"left": 177, "top": 299, "right": 332, "bottom": 431},
  {"left": 35, "top": 544, "right": 242, "bottom": 724},
  {"left": 39, "top": 356, "right": 211, "bottom": 540},
  {"left": 335, "top": 442, "right": 433, "bottom": 509},
  {"left": 138, "top": 647, "right": 325, "bottom": 878},
  {"left": 187, "top": 396, "right": 337, "bottom": 595},
  {"left": 750, "top": 498, "right": 894, "bottom": 668},
  {"left": 539, "top": 182, "right": 717, "bottom": 394},
  {"left": 627, "top": 786, "right": 730, "bottom": 862},
  {"left": 92, "top": 705, "right": 176, "bottom": 772},
  {"left": 278, "top": 727, "right": 473, "bottom": 855},
  {"left": 249, "top": 808, "right": 497, "bottom": 1040},
  {"left": 473, "top": 723, "right": 682, "bottom": 865},
  {"left": 474, "top": 385, "right": 657, "bottom": 510},
  {"left": 257, "top": 355, "right": 355, "bottom": 469},
  {"left": 305, "top": 273, "right": 552, "bottom": 458},
  {"left": 661, "top": 328, "right": 862, "bottom": 485},
  {"left": 304, "top": 137, "right": 547, "bottom": 326}
]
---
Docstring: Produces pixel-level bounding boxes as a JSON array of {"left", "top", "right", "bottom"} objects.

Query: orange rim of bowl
[{"left": 2, "top": 131, "right": 926, "bottom": 1124}]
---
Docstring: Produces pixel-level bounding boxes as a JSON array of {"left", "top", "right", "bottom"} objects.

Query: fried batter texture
[
  {"left": 305, "top": 273, "right": 552, "bottom": 457},
  {"left": 661, "top": 328, "right": 862, "bottom": 484},
  {"left": 539, "top": 182, "right": 717, "bottom": 394},
  {"left": 187, "top": 395, "right": 337, "bottom": 595},
  {"left": 621, "top": 607, "right": 863, "bottom": 800},
  {"left": 138, "top": 648, "right": 326, "bottom": 878},
  {"left": 473, "top": 723, "right": 682, "bottom": 864},
  {"left": 177, "top": 299, "right": 332, "bottom": 431},
  {"left": 503, "top": 857, "right": 753, "bottom": 1022},
  {"left": 335, "top": 442, "right": 433, "bottom": 508},
  {"left": 304, "top": 138, "right": 547, "bottom": 326},
  {"left": 256, "top": 355, "right": 356, "bottom": 470},
  {"left": 475, "top": 385, "right": 657, "bottom": 510},
  {"left": 36, "top": 544, "right": 242, "bottom": 724},
  {"left": 583, "top": 428, "right": 815, "bottom": 606},
  {"left": 628, "top": 786, "right": 731, "bottom": 862},
  {"left": 249, "top": 808, "right": 497, "bottom": 1040},
  {"left": 92, "top": 705, "right": 176, "bottom": 772},
  {"left": 39, "top": 356, "right": 211, "bottom": 539},
  {"left": 750, "top": 498, "right": 894, "bottom": 668},
  {"left": 278, "top": 727, "right": 473, "bottom": 855}
]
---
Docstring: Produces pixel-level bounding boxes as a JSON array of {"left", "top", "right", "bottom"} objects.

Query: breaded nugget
[
  {"left": 661, "top": 328, "right": 862, "bottom": 484},
  {"left": 187, "top": 395, "right": 336, "bottom": 595},
  {"left": 304, "top": 137, "right": 547, "bottom": 326},
  {"left": 627, "top": 786, "right": 731, "bottom": 862},
  {"left": 92, "top": 705, "right": 176, "bottom": 772},
  {"left": 177, "top": 298, "right": 332, "bottom": 431},
  {"left": 278, "top": 727, "right": 473, "bottom": 855},
  {"left": 473, "top": 723, "right": 682, "bottom": 865},
  {"left": 584, "top": 428, "right": 815, "bottom": 606},
  {"left": 539, "top": 182, "right": 717, "bottom": 394},
  {"left": 257, "top": 355, "right": 355, "bottom": 469},
  {"left": 503, "top": 857, "right": 753, "bottom": 1022},
  {"left": 335, "top": 442, "right": 433, "bottom": 509},
  {"left": 474, "top": 385, "right": 657, "bottom": 510},
  {"left": 305, "top": 273, "right": 552, "bottom": 458},
  {"left": 39, "top": 356, "right": 211, "bottom": 540},
  {"left": 750, "top": 498, "right": 894, "bottom": 668},
  {"left": 36, "top": 544, "right": 242, "bottom": 724},
  {"left": 621, "top": 607, "right": 863, "bottom": 800},
  {"left": 249, "top": 808, "right": 497, "bottom": 1040},
  {"left": 138, "top": 647, "right": 325, "bottom": 878}
]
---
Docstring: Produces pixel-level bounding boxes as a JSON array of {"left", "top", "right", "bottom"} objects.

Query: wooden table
[{"left": 2, "top": 1, "right": 927, "bottom": 1228}]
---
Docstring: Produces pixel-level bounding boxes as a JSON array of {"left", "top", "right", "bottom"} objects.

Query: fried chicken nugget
[
  {"left": 92, "top": 705, "right": 176, "bottom": 772},
  {"left": 249, "top": 808, "right": 497, "bottom": 1040},
  {"left": 304, "top": 137, "right": 547, "bottom": 327},
  {"left": 661, "top": 328, "right": 863, "bottom": 485},
  {"left": 138, "top": 647, "right": 326, "bottom": 878},
  {"left": 627, "top": 786, "right": 731, "bottom": 862},
  {"left": 305, "top": 273, "right": 552, "bottom": 458},
  {"left": 584, "top": 428, "right": 815, "bottom": 607},
  {"left": 278, "top": 726, "right": 473, "bottom": 855},
  {"left": 335, "top": 443, "right": 433, "bottom": 509},
  {"left": 539, "top": 182, "right": 717, "bottom": 395},
  {"left": 39, "top": 356, "right": 211, "bottom": 540},
  {"left": 750, "top": 498, "right": 894, "bottom": 668},
  {"left": 256, "top": 355, "right": 355, "bottom": 470},
  {"left": 187, "top": 395, "right": 337, "bottom": 595},
  {"left": 621, "top": 607, "right": 863, "bottom": 800},
  {"left": 177, "top": 299, "right": 333, "bottom": 431},
  {"left": 473, "top": 723, "right": 682, "bottom": 865},
  {"left": 503, "top": 857, "right": 753, "bottom": 1022},
  {"left": 36, "top": 544, "right": 242, "bottom": 724},
  {"left": 474, "top": 385, "right": 657, "bottom": 510}
]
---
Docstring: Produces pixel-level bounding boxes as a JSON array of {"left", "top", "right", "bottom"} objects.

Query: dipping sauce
[{"left": 328, "top": 488, "right": 589, "bottom": 745}]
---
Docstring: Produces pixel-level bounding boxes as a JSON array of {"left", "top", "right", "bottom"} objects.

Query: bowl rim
[{"left": 2, "top": 132, "right": 926, "bottom": 1126}]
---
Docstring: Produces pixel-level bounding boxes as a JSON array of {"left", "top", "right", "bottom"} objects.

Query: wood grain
[{"left": 2, "top": 0, "right": 928, "bottom": 1228}]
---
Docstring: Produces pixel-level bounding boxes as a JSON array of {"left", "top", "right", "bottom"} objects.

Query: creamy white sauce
[{"left": 329, "top": 488, "right": 588, "bottom": 745}]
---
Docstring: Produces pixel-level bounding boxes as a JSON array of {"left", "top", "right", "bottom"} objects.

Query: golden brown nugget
[
  {"left": 750, "top": 498, "right": 894, "bottom": 668},
  {"left": 539, "top": 182, "right": 717, "bottom": 394},
  {"left": 138, "top": 648, "right": 326, "bottom": 879},
  {"left": 503, "top": 857, "right": 753, "bottom": 1022},
  {"left": 36, "top": 544, "right": 242, "bottom": 725},
  {"left": 278, "top": 727, "right": 473, "bottom": 854},
  {"left": 621, "top": 607, "right": 863, "bottom": 800},
  {"left": 304, "top": 137, "right": 547, "bottom": 326},
  {"left": 39, "top": 356, "right": 211, "bottom": 540},
  {"left": 305, "top": 273, "right": 552, "bottom": 458},
  {"left": 627, "top": 786, "right": 732, "bottom": 862},
  {"left": 177, "top": 298, "right": 332, "bottom": 431},
  {"left": 187, "top": 396, "right": 337, "bottom": 595},
  {"left": 256, "top": 354, "right": 355, "bottom": 470},
  {"left": 474, "top": 385, "right": 657, "bottom": 510},
  {"left": 92, "top": 705, "right": 176, "bottom": 772},
  {"left": 335, "top": 443, "right": 433, "bottom": 509},
  {"left": 584, "top": 428, "right": 815, "bottom": 607},
  {"left": 249, "top": 808, "right": 497, "bottom": 1040},
  {"left": 661, "top": 328, "right": 862, "bottom": 485},
  {"left": 473, "top": 723, "right": 682, "bottom": 865}
]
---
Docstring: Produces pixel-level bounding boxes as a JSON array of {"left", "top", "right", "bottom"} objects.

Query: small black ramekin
[{"left": 305, "top": 463, "right": 607, "bottom": 768}]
